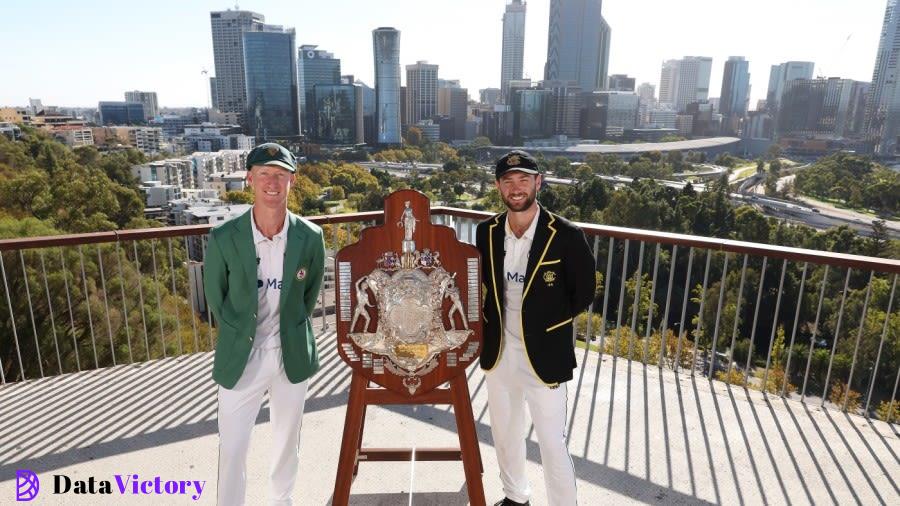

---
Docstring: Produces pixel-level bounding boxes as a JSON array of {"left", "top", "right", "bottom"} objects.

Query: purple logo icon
[{"left": 16, "top": 470, "right": 39, "bottom": 501}]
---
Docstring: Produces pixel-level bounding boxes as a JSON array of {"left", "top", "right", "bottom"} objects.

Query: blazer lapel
[
  {"left": 488, "top": 212, "right": 506, "bottom": 320},
  {"left": 523, "top": 206, "right": 556, "bottom": 299},
  {"left": 280, "top": 213, "right": 303, "bottom": 308},
  {"left": 489, "top": 213, "right": 506, "bottom": 294},
  {"left": 231, "top": 210, "right": 257, "bottom": 290}
]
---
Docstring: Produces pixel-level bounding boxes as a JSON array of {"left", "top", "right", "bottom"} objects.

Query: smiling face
[
  {"left": 496, "top": 170, "right": 541, "bottom": 213},
  {"left": 247, "top": 164, "right": 295, "bottom": 209}
]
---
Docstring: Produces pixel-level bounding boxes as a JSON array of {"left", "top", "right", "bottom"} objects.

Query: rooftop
[{"left": 1, "top": 322, "right": 896, "bottom": 505}]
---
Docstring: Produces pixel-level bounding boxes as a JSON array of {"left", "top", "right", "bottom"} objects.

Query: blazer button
[{"left": 248, "top": 335, "right": 253, "bottom": 341}]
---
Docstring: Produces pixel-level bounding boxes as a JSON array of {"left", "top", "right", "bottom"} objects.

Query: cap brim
[
  {"left": 259, "top": 160, "right": 296, "bottom": 173},
  {"left": 498, "top": 167, "right": 540, "bottom": 176}
]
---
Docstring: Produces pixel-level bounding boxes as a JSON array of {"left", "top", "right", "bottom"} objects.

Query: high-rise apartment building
[
  {"left": 373, "top": 27, "right": 401, "bottom": 144},
  {"left": 500, "top": 0, "right": 527, "bottom": 100},
  {"left": 405, "top": 61, "right": 439, "bottom": 126},
  {"left": 210, "top": 9, "right": 265, "bottom": 127},
  {"left": 124, "top": 91, "right": 159, "bottom": 119},
  {"left": 544, "top": 0, "right": 607, "bottom": 92},
  {"left": 243, "top": 26, "right": 299, "bottom": 139},
  {"left": 298, "top": 45, "right": 341, "bottom": 136},
  {"left": 865, "top": 0, "right": 900, "bottom": 155}
]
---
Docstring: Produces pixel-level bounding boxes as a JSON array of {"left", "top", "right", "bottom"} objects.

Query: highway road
[{"left": 359, "top": 161, "right": 898, "bottom": 239}]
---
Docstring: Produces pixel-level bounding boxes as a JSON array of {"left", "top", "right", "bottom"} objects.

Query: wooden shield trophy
[{"left": 331, "top": 189, "right": 485, "bottom": 505}]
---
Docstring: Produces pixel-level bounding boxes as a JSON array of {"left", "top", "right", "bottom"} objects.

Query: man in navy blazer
[{"left": 475, "top": 150, "right": 595, "bottom": 506}]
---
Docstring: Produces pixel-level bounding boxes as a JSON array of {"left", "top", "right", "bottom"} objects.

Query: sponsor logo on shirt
[
  {"left": 506, "top": 271, "right": 525, "bottom": 283},
  {"left": 258, "top": 278, "right": 283, "bottom": 290}
]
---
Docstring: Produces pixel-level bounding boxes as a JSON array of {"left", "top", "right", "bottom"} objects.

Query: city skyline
[{"left": 0, "top": 0, "right": 886, "bottom": 109}]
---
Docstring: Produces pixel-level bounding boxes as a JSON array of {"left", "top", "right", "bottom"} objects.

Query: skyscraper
[
  {"left": 544, "top": 0, "right": 606, "bottom": 92},
  {"left": 405, "top": 61, "right": 439, "bottom": 125},
  {"left": 243, "top": 26, "right": 299, "bottom": 139},
  {"left": 313, "top": 83, "right": 363, "bottom": 144},
  {"left": 720, "top": 56, "right": 751, "bottom": 134},
  {"left": 124, "top": 91, "right": 159, "bottom": 119},
  {"left": 865, "top": 0, "right": 900, "bottom": 156},
  {"left": 501, "top": 0, "right": 527, "bottom": 101},
  {"left": 438, "top": 81, "right": 469, "bottom": 140},
  {"left": 766, "top": 61, "right": 815, "bottom": 112},
  {"left": 637, "top": 83, "right": 656, "bottom": 103},
  {"left": 373, "top": 27, "right": 401, "bottom": 144},
  {"left": 210, "top": 9, "right": 265, "bottom": 127},
  {"left": 598, "top": 16, "right": 611, "bottom": 90},
  {"left": 298, "top": 45, "right": 341, "bottom": 136},
  {"left": 658, "top": 57, "right": 712, "bottom": 112}
]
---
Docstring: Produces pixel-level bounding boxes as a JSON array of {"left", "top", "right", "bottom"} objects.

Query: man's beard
[{"left": 502, "top": 189, "right": 537, "bottom": 212}]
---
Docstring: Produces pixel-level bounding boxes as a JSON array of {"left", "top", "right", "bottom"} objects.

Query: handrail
[{"left": 2, "top": 206, "right": 898, "bottom": 274}]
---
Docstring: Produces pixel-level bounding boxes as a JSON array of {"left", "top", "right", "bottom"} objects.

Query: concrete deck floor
[{"left": 1, "top": 321, "right": 898, "bottom": 505}]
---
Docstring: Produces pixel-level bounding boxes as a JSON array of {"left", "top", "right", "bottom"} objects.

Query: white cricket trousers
[
  {"left": 217, "top": 346, "right": 309, "bottom": 506},
  {"left": 485, "top": 338, "right": 577, "bottom": 506}
]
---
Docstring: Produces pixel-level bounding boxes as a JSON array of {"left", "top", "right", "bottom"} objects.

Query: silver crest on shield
[{"left": 348, "top": 202, "right": 473, "bottom": 393}]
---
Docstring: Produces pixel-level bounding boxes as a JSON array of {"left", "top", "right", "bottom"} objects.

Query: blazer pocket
[
  {"left": 546, "top": 317, "right": 573, "bottom": 332},
  {"left": 539, "top": 259, "right": 561, "bottom": 266}
]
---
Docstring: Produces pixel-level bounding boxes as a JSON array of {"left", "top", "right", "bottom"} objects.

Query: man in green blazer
[{"left": 203, "top": 142, "right": 325, "bottom": 506}]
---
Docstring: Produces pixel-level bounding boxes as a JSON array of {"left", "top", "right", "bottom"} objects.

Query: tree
[
  {"left": 549, "top": 157, "right": 574, "bottom": 177},
  {"left": 224, "top": 190, "right": 254, "bottom": 204},
  {"left": 405, "top": 127, "right": 424, "bottom": 147},
  {"left": 584, "top": 153, "right": 624, "bottom": 175},
  {"left": 733, "top": 206, "right": 770, "bottom": 243},
  {"left": 330, "top": 186, "right": 346, "bottom": 200},
  {"left": 443, "top": 159, "right": 462, "bottom": 172},
  {"left": 666, "top": 150, "right": 684, "bottom": 171}
]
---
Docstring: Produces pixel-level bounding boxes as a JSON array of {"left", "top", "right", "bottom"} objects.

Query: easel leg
[
  {"left": 332, "top": 372, "right": 367, "bottom": 506},
  {"left": 353, "top": 402, "right": 368, "bottom": 477},
  {"left": 451, "top": 374, "right": 486, "bottom": 506}
]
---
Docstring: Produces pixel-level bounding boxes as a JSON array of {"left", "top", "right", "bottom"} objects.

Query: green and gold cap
[{"left": 245, "top": 142, "right": 296, "bottom": 173}]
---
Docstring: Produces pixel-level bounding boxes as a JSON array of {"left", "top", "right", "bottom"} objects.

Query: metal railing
[{"left": 1, "top": 207, "right": 898, "bottom": 423}]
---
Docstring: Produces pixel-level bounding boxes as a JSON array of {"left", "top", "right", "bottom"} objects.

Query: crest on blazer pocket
[{"left": 542, "top": 270, "right": 557, "bottom": 286}]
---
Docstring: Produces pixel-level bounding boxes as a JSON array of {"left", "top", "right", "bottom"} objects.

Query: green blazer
[{"left": 203, "top": 209, "right": 325, "bottom": 389}]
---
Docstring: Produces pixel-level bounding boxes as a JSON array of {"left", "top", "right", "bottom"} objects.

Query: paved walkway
[{"left": 1, "top": 324, "right": 897, "bottom": 505}]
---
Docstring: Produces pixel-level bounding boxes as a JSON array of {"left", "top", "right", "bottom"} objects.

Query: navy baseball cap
[{"left": 495, "top": 150, "right": 540, "bottom": 179}]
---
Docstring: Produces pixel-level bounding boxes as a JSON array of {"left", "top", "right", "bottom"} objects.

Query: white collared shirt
[
  {"left": 502, "top": 209, "right": 540, "bottom": 345},
  {"left": 251, "top": 209, "right": 289, "bottom": 349}
]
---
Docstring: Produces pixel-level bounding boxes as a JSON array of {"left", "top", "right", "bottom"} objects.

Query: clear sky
[{"left": 0, "top": 0, "right": 887, "bottom": 109}]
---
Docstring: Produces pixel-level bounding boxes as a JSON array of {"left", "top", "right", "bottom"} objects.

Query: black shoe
[{"left": 493, "top": 498, "right": 530, "bottom": 506}]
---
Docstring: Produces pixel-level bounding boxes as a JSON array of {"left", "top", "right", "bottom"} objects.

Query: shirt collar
[
  {"left": 251, "top": 208, "right": 290, "bottom": 244},
  {"left": 504, "top": 207, "right": 540, "bottom": 242}
]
